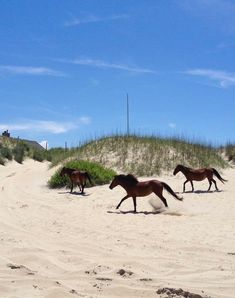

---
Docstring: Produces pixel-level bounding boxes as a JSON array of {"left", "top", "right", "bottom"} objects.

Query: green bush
[
  {"left": 48, "top": 169, "right": 69, "bottom": 188},
  {"left": 0, "top": 146, "right": 13, "bottom": 160},
  {"left": 0, "top": 155, "right": 5, "bottom": 165},
  {"left": 32, "top": 150, "right": 44, "bottom": 162},
  {"left": 225, "top": 143, "right": 235, "bottom": 162},
  {"left": 48, "top": 159, "right": 117, "bottom": 189},
  {"left": 13, "top": 143, "right": 25, "bottom": 164}
]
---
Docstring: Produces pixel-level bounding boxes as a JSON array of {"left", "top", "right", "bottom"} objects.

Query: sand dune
[{"left": 0, "top": 159, "right": 234, "bottom": 297}]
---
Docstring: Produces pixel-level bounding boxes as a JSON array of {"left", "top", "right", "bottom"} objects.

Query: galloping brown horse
[
  {"left": 109, "top": 174, "right": 183, "bottom": 213},
  {"left": 60, "top": 167, "right": 92, "bottom": 194},
  {"left": 173, "top": 164, "right": 227, "bottom": 192}
]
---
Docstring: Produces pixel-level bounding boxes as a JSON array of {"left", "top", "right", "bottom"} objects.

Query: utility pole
[{"left": 126, "top": 93, "right": 130, "bottom": 136}]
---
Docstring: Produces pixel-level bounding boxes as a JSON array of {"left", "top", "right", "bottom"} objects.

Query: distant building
[{"left": 2, "top": 130, "right": 10, "bottom": 137}]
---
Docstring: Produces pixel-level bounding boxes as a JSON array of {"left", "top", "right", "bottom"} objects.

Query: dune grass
[
  {"left": 1, "top": 134, "right": 229, "bottom": 176},
  {"left": 48, "top": 134, "right": 228, "bottom": 176},
  {"left": 225, "top": 143, "right": 235, "bottom": 162},
  {"left": 0, "top": 137, "right": 51, "bottom": 165}
]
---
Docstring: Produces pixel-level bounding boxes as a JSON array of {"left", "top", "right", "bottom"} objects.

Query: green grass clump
[
  {"left": 0, "top": 146, "right": 13, "bottom": 161},
  {"left": 48, "top": 159, "right": 117, "bottom": 189},
  {"left": 32, "top": 149, "right": 52, "bottom": 162},
  {"left": 0, "top": 156, "right": 5, "bottom": 165},
  {"left": 12, "top": 142, "right": 29, "bottom": 164},
  {"left": 225, "top": 143, "right": 235, "bottom": 162}
]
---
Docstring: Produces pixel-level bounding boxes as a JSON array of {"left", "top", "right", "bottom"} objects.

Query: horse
[
  {"left": 60, "top": 166, "right": 92, "bottom": 194},
  {"left": 109, "top": 174, "right": 183, "bottom": 213},
  {"left": 173, "top": 164, "right": 227, "bottom": 192}
]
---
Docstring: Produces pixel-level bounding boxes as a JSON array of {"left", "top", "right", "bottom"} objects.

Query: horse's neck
[
  {"left": 66, "top": 169, "right": 74, "bottom": 176},
  {"left": 181, "top": 166, "right": 191, "bottom": 173},
  {"left": 119, "top": 180, "right": 130, "bottom": 191},
  {"left": 119, "top": 180, "right": 137, "bottom": 191}
]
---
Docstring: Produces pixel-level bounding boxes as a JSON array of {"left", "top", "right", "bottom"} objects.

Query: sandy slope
[{"left": 0, "top": 159, "right": 234, "bottom": 298}]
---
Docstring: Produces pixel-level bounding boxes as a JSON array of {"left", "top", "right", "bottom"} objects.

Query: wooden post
[{"left": 127, "top": 93, "right": 130, "bottom": 136}]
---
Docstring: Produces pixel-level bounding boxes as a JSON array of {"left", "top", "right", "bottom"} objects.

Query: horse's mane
[
  {"left": 177, "top": 164, "right": 193, "bottom": 171},
  {"left": 118, "top": 174, "right": 139, "bottom": 184},
  {"left": 60, "top": 167, "right": 77, "bottom": 175}
]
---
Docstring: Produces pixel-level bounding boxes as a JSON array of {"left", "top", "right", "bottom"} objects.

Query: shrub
[
  {"left": 0, "top": 155, "right": 5, "bottom": 165},
  {"left": 225, "top": 143, "right": 235, "bottom": 162},
  {"left": 0, "top": 146, "right": 13, "bottom": 160},
  {"left": 13, "top": 143, "right": 25, "bottom": 164},
  {"left": 32, "top": 150, "right": 44, "bottom": 162},
  {"left": 48, "top": 159, "right": 117, "bottom": 189}
]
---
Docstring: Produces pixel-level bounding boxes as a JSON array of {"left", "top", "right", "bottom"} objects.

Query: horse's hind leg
[
  {"left": 190, "top": 181, "right": 194, "bottom": 192},
  {"left": 212, "top": 179, "right": 218, "bottom": 191},
  {"left": 207, "top": 179, "right": 212, "bottom": 191},
  {"left": 77, "top": 183, "right": 82, "bottom": 192},
  {"left": 158, "top": 194, "right": 168, "bottom": 208},
  {"left": 116, "top": 195, "right": 129, "bottom": 210}
]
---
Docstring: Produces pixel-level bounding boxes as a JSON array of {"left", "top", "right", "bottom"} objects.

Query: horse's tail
[
  {"left": 161, "top": 182, "right": 183, "bottom": 201},
  {"left": 212, "top": 168, "right": 227, "bottom": 184},
  {"left": 85, "top": 172, "right": 92, "bottom": 185}
]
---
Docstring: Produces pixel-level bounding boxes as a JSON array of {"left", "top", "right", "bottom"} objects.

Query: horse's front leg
[
  {"left": 183, "top": 180, "right": 194, "bottom": 192},
  {"left": 183, "top": 180, "right": 189, "bottom": 192},
  {"left": 70, "top": 181, "right": 74, "bottom": 193},
  {"left": 77, "top": 183, "right": 82, "bottom": 192},
  {"left": 132, "top": 197, "right": 137, "bottom": 213},
  {"left": 81, "top": 183, "right": 85, "bottom": 194},
  {"left": 116, "top": 195, "right": 129, "bottom": 210}
]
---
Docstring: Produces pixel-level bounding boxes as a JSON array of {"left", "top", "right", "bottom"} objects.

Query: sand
[{"left": 0, "top": 159, "right": 234, "bottom": 298}]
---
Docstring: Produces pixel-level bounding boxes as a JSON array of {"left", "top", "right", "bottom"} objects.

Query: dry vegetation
[
  {"left": 1, "top": 134, "right": 230, "bottom": 176},
  {"left": 49, "top": 135, "right": 228, "bottom": 176}
]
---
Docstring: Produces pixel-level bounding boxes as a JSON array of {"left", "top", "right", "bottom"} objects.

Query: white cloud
[
  {"left": 39, "top": 140, "right": 48, "bottom": 149},
  {"left": 61, "top": 57, "right": 157, "bottom": 74},
  {"left": 0, "top": 118, "right": 90, "bottom": 135},
  {"left": 169, "top": 123, "right": 176, "bottom": 129},
  {"left": 178, "top": 0, "right": 235, "bottom": 33},
  {"left": 65, "top": 14, "right": 129, "bottom": 26},
  {"left": 0, "top": 65, "right": 65, "bottom": 77},
  {"left": 184, "top": 68, "right": 235, "bottom": 87},
  {"left": 79, "top": 116, "right": 91, "bottom": 125}
]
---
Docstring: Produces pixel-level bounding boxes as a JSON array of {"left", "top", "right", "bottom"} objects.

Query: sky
[{"left": 0, "top": 0, "right": 235, "bottom": 148}]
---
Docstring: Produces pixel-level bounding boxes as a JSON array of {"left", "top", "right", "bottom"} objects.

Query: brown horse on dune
[
  {"left": 109, "top": 174, "right": 183, "bottom": 213},
  {"left": 60, "top": 166, "right": 92, "bottom": 194},
  {"left": 173, "top": 164, "right": 227, "bottom": 192}
]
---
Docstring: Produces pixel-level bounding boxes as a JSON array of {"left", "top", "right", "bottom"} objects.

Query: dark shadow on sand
[
  {"left": 58, "top": 190, "right": 90, "bottom": 196},
  {"left": 180, "top": 189, "right": 223, "bottom": 194},
  {"left": 194, "top": 189, "right": 222, "bottom": 194},
  {"left": 107, "top": 209, "right": 165, "bottom": 215}
]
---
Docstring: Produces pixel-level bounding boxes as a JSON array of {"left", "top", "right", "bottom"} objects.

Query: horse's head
[
  {"left": 60, "top": 167, "right": 66, "bottom": 176},
  {"left": 109, "top": 174, "right": 138, "bottom": 190},
  {"left": 173, "top": 164, "right": 182, "bottom": 175},
  {"left": 109, "top": 175, "right": 119, "bottom": 189}
]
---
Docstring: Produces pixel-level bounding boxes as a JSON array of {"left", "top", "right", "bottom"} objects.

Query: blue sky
[{"left": 1, "top": 0, "right": 235, "bottom": 148}]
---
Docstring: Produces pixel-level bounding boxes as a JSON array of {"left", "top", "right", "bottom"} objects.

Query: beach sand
[{"left": 0, "top": 159, "right": 234, "bottom": 298}]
